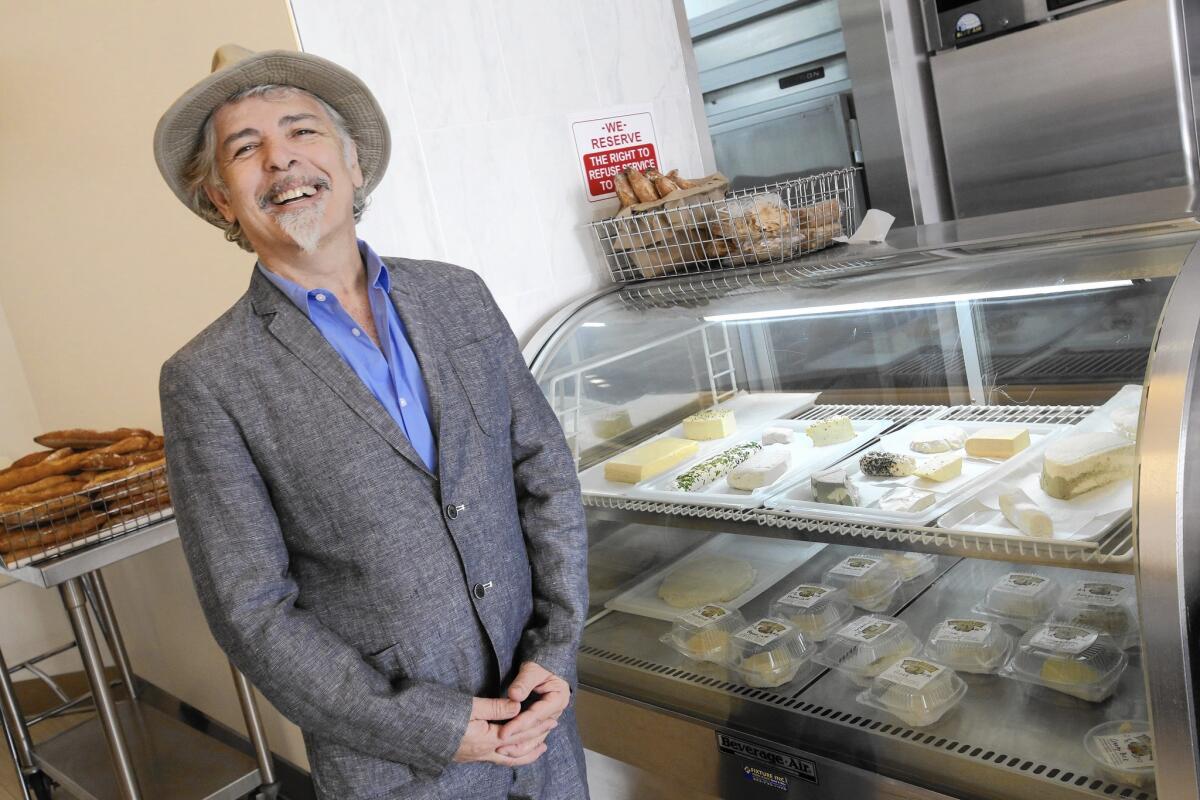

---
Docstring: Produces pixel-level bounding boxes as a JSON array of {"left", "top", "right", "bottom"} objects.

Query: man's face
[{"left": 204, "top": 90, "right": 363, "bottom": 255}]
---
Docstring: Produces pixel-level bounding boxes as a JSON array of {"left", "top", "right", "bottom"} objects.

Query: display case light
[{"left": 702, "top": 280, "right": 1133, "bottom": 323}]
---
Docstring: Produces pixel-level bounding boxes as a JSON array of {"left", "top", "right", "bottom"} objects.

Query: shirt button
[
  {"left": 473, "top": 583, "right": 486, "bottom": 599},
  {"left": 399, "top": 398, "right": 408, "bottom": 408},
  {"left": 315, "top": 293, "right": 327, "bottom": 302},
  {"left": 352, "top": 328, "right": 361, "bottom": 337}
]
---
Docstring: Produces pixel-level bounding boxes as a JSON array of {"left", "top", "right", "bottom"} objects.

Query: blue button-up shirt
[{"left": 258, "top": 241, "right": 438, "bottom": 472}]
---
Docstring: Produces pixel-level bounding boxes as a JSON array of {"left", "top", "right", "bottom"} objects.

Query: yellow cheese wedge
[
  {"left": 915, "top": 453, "right": 963, "bottom": 482},
  {"left": 965, "top": 427, "right": 1030, "bottom": 459},
  {"left": 1040, "top": 658, "right": 1100, "bottom": 686},
  {"left": 604, "top": 437, "right": 699, "bottom": 484},
  {"left": 683, "top": 409, "right": 736, "bottom": 440}
]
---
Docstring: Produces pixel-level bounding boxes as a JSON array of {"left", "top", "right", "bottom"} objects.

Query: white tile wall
[{"left": 289, "top": 0, "right": 712, "bottom": 342}]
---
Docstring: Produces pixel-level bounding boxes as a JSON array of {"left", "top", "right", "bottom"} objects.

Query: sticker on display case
[
  {"left": 955, "top": 12, "right": 984, "bottom": 39},
  {"left": 570, "top": 105, "right": 659, "bottom": 201},
  {"left": 717, "top": 732, "right": 819, "bottom": 784}
]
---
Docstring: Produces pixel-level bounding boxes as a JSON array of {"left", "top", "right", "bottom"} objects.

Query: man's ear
[
  {"left": 348, "top": 142, "right": 364, "bottom": 189},
  {"left": 204, "top": 183, "right": 237, "bottom": 224}
]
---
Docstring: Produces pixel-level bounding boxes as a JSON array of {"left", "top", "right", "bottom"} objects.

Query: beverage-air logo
[
  {"left": 717, "top": 733, "right": 818, "bottom": 783},
  {"left": 955, "top": 12, "right": 983, "bottom": 40}
]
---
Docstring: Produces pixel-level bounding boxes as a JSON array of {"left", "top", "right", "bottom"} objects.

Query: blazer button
[
  {"left": 445, "top": 503, "right": 464, "bottom": 520},
  {"left": 473, "top": 583, "right": 486, "bottom": 599}
]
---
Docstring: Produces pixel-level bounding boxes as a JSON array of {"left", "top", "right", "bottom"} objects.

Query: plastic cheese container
[
  {"left": 769, "top": 584, "right": 855, "bottom": 642},
  {"left": 1046, "top": 580, "right": 1140, "bottom": 651},
  {"left": 661, "top": 603, "right": 748, "bottom": 663},
  {"left": 973, "top": 572, "right": 1061, "bottom": 629},
  {"left": 813, "top": 614, "right": 922, "bottom": 687},
  {"left": 1001, "top": 623, "right": 1128, "bottom": 702},
  {"left": 923, "top": 618, "right": 1014, "bottom": 674},
  {"left": 728, "top": 617, "right": 815, "bottom": 688},
  {"left": 882, "top": 552, "right": 937, "bottom": 582},
  {"left": 857, "top": 656, "right": 967, "bottom": 727},
  {"left": 1084, "top": 720, "right": 1155, "bottom": 789},
  {"left": 823, "top": 555, "right": 902, "bottom": 612}
]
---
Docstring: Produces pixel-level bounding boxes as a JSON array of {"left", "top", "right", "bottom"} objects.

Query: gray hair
[{"left": 184, "top": 84, "right": 368, "bottom": 252}]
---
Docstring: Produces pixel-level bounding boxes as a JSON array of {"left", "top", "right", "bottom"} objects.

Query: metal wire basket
[
  {"left": 0, "top": 466, "right": 172, "bottom": 568},
  {"left": 588, "top": 167, "right": 858, "bottom": 283}
]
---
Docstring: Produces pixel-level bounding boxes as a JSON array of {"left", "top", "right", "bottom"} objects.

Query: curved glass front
[{"left": 531, "top": 220, "right": 1200, "bottom": 800}]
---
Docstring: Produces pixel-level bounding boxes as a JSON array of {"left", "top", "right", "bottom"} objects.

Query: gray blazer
[{"left": 160, "top": 258, "right": 589, "bottom": 800}]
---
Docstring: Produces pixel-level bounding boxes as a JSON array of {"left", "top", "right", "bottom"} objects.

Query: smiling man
[{"left": 153, "top": 46, "right": 588, "bottom": 799}]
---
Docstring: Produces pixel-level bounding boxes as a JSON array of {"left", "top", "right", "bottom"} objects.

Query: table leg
[
  {"left": 229, "top": 664, "right": 281, "bottom": 800},
  {"left": 59, "top": 578, "right": 142, "bottom": 800},
  {"left": 0, "top": 647, "right": 35, "bottom": 800},
  {"left": 84, "top": 571, "right": 138, "bottom": 700}
]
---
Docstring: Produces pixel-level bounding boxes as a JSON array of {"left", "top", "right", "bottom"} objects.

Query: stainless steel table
[{"left": 0, "top": 518, "right": 279, "bottom": 800}]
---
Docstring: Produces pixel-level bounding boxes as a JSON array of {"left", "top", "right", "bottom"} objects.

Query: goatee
[{"left": 274, "top": 193, "right": 328, "bottom": 254}]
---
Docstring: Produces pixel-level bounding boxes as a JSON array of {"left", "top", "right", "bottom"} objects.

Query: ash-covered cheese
[
  {"left": 859, "top": 451, "right": 917, "bottom": 478},
  {"left": 811, "top": 467, "right": 860, "bottom": 506}
]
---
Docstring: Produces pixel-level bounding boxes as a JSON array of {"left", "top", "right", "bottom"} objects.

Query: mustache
[{"left": 257, "top": 176, "right": 330, "bottom": 209}]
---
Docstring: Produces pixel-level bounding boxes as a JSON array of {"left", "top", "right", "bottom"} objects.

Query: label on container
[
  {"left": 933, "top": 619, "right": 993, "bottom": 644},
  {"left": 829, "top": 556, "right": 880, "bottom": 578},
  {"left": 1030, "top": 624, "right": 1098, "bottom": 654},
  {"left": 736, "top": 619, "right": 791, "bottom": 646},
  {"left": 780, "top": 584, "right": 833, "bottom": 609},
  {"left": 997, "top": 573, "right": 1048, "bottom": 596},
  {"left": 681, "top": 604, "right": 731, "bottom": 628},
  {"left": 878, "top": 658, "right": 946, "bottom": 690},
  {"left": 1070, "top": 582, "right": 1127, "bottom": 608},
  {"left": 839, "top": 616, "right": 894, "bottom": 643},
  {"left": 1094, "top": 731, "right": 1155, "bottom": 769}
]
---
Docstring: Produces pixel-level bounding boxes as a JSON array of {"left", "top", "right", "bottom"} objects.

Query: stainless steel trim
[
  {"left": 1169, "top": 0, "right": 1200, "bottom": 189},
  {"left": 0, "top": 518, "right": 180, "bottom": 589},
  {"left": 60, "top": 577, "right": 143, "bottom": 800},
  {"left": 1136, "top": 237, "right": 1200, "bottom": 797},
  {"left": 85, "top": 571, "right": 138, "bottom": 701},
  {"left": 230, "top": 665, "right": 277, "bottom": 788},
  {"left": 0, "top": 646, "right": 36, "bottom": 787}
]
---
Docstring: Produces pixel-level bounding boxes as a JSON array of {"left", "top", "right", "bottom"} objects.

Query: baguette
[
  {"left": 0, "top": 478, "right": 87, "bottom": 507},
  {"left": 1, "top": 511, "right": 107, "bottom": 561},
  {"left": 83, "top": 459, "right": 166, "bottom": 491},
  {"left": 145, "top": 435, "right": 165, "bottom": 451},
  {"left": 667, "top": 170, "right": 694, "bottom": 190},
  {"left": 625, "top": 168, "right": 659, "bottom": 203},
  {"left": 0, "top": 450, "right": 84, "bottom": 493},
  {"left": 34, "top": 428, "right": 152, "bottom": 450},
  {"left": 652, "top": 174, "right": 680, "bottom": 198},
  {"left": 1, "top": 495, "right": 94, "bottom": 530},
  {"left": 7, "top": 450, "right": 54, "bottom": 470},
  {"left": 613, "top": 172, "right": 638, "bottom": 208},
  {"left": 92, "top": 436, "right": 149, "bottom": 456}
]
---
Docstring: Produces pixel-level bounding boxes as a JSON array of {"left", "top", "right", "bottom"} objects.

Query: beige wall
[{"left": 0, "top": 0, "right": 710, "bottom": 781}]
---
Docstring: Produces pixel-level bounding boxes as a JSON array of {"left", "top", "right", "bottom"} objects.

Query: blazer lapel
[{"left": 249, "top": 271, "right": 435, "bottom": 479}]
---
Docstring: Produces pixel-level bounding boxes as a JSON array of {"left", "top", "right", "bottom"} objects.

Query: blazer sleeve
[
  {"left": 469, "top": 272, "right": 589, "bottom": 686},
  {"left": 160, "top": 356, "right": 472, "bottom": 775}
]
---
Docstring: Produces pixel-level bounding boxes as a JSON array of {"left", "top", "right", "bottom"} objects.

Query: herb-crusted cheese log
[{"left": 673, "top": 441, "right": 762, "bottom": 492}]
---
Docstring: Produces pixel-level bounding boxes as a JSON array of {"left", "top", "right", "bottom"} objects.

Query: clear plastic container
[
  {"left": 1001, "top": 623, "right": 1128, "bottom": 702},
  {"left": 823, "top": 555, "right": 902, "bottom": 611},
  {"left": 856, "top": 656, "right": 968, "bottom": 727},
  {"left": 813, "top": 614, "right": 922, "bottom": 686},
  {"left": 924, "top": 618, "right": 1014, "bottom": 674},
  {"left": 1084, "top": 720, "right": 1155, "bottom": 789},
  {"left": 881, "top": 552, "right": 937, "bottom": 582},
  {"left": 973, "top": 572, "right": 1061, "bottom": 629},
  {"left": 1047, "top": 580, "right": 1140, "bottom": 650},
  {"left": 660, "top": 603, "right": 748, "bottom": 663},
  {"left": 728, "top": 617, "right": 815, "bottom": 688},
  {"left": 769, "top": 584, "right": 855, "bottom": 642}
]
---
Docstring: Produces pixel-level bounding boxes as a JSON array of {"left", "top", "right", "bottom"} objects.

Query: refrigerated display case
[{"left": 526, "top": 192, "right": 1200, "bottom": 799}]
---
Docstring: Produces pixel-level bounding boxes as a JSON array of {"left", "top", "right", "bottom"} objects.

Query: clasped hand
[{"left": 452, "top": 661, "right": 569, "bottom": 767}]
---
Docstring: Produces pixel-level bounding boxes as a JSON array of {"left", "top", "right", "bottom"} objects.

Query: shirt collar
[{"left": 256, "top": 239, "right": 390, "bottom": 316}]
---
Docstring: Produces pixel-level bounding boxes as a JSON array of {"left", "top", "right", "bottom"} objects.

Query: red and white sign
[{"left": 571, "top": 106, "right": 659, "bottom": 202}]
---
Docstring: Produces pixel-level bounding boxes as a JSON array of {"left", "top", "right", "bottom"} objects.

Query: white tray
[
  {"left": 604, "top": 534, "right": 826, "bottom": 621},
  {"left": 936, "top": 389, "right": 1140, "bottom": 543},
  {"left": 633, "top": 418, "right": 892, "bottom": 510},
  {"left": 764, "top": 420, "right": 1067, "bottom": 525},
  {"left": 578, "top": 391, "right": 820, "bottom": 500}
]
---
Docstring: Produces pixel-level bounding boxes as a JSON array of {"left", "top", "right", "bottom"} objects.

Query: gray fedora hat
[{"left": 154, "top": 44, "right": 390, "bottom": 221}]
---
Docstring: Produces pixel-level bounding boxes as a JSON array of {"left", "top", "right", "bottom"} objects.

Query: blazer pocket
[
  {"left": 450, "top": 335, "right": 512, "bottom": 437},
  {"left": 363, "top": 641, "right": 404, "bottom": 683}
]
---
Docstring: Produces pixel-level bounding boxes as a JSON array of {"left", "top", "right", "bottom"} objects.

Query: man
[{"left": 153, "top": 45, "right": 589, "bottom": 799}]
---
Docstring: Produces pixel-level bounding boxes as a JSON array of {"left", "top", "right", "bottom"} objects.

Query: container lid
[
  {"left": 813, "top": 614, "right": 921, "bottom": 681},
  {"left": 770, "top": 584, "right": 855, "bottom": 642},
  {"left": 924, "top": 618, "right": 1014, "bottom": 674},
  {"left": 1084, "top": 720, "right": 1155, "bottom": 786},
  {"left": 823, "top": 555, "right": 902, "bottom": 611},
  {"left": 882, "top": 552, "right": 937, "bottom": 582},
  {"left": 1003, "top": 623, "right": 1128, "bottom": 701},
  {"left": 974, "top": 572, "right": 1061, "bottom": 628},
  {"left": 857, "top": 657, "right": 967, "bottom": 727},
  {"left": 661, "top": 603, "right": 747, "bottom": 663},
  {"left": 729, "top": 617, "right": 815, "bottom": 686}
]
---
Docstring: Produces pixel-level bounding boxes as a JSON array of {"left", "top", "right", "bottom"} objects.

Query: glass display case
[{"left": 527, "top": 195, "right": 1200, "bottom": 799}]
